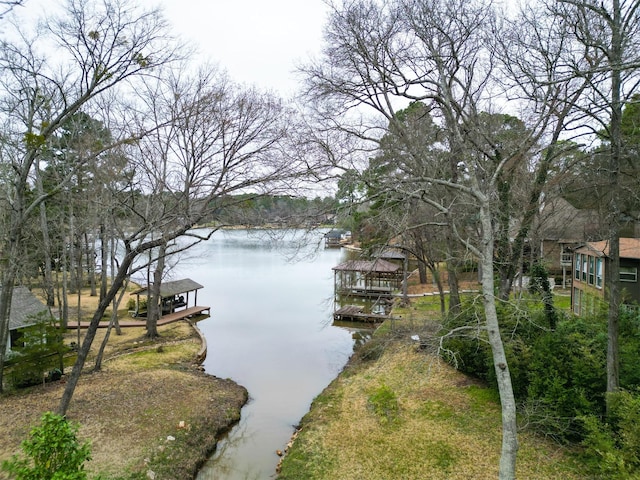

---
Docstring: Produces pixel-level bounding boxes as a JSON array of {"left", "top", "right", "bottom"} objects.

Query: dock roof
[
  {"left": 332, "top": 259, "right": 400, "bottom": 274},
  {"left": 131, "top": 278, "right": 204, "bottom": 297}
]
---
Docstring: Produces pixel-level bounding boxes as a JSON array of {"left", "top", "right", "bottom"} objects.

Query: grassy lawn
[
  {"left": 278, "top": 287, "right": 587, "bottom": 479},
  {"left": 1, "top": 295, "right": 247, "bottom": 479}
]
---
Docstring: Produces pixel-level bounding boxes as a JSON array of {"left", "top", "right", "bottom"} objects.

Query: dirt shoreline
[{"left": 0, "top": 320, "right": 248, "bottom": 479}]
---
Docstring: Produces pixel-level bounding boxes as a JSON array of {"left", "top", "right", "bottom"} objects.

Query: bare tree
[
  {"left": 299, "top": 1, "right": 582, "bottom": 477},
  {"left": 0, "top": 0, "right": 176, "bottom": 391},
  {"left": 0, "top": 0, "right": 22, "bottom": 19},
  {"left": 57, "top": 65, "right": 307, "bottom": 414}
]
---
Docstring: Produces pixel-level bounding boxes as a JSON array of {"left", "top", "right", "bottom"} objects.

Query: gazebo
[
  {"left": 129, "top": 278, "right": 204, "bottom": 318},
  {"left": 332, "top": 259, "right": 402, "bottom": 298}
]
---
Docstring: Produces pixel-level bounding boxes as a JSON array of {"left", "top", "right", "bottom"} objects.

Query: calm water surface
[{"left": 169, "top": 229, "right": 360, "bottom": 480}]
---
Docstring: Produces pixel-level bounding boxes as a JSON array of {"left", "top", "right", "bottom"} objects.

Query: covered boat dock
[
  {"left": 129, "top": 278, "right": 206, "bottom": 318},
  {"left": 332, "top": 259, "right": 402, "bottom": 298}
]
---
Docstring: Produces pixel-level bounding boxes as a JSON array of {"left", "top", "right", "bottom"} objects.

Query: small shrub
[
  {"left": 355, "top": 337, "right": 386, "bottom": 363},
  {"left": 368, "top": 383, "right": 399, "bottom": 424},
  {"left": 1, "top": 411, "right": 91, "bottom": 480}
]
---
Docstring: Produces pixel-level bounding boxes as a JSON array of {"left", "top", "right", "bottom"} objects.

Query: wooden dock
[
  {"left": 67, "top": 306, "right": 211, "bottom": 329},
  {"left": 333, "top": 305, "right": 390, "bottom": 323}
]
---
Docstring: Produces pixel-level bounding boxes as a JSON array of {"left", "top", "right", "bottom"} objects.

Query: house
[
  {"left": 536, "top": 197, "right": 605, "bottom": 277},
  {"left": 537, "top": 197, "right": 640, "bottom": 280},
  {"left": 7, "top": 286, "right": 48, "bottom": 351},
  {"left": 571, "top": 237, "right": 640, "bottom": 316}
]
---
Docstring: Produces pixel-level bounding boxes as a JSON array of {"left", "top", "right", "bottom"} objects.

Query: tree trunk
[
  {"left": 445, "top": 221, "right": 461, "bottom": 314},
  {"left": 446, "top": 257, "right": 461, "bottom": 315},
  {"left": 432, "top": 269, "right": 446, "bottom": 315},
  {"left": 479, "top": 204, "right": 519, "bottom": 480},
  {"left": 61, "top": 239, "right": 69, "bottom": 330},
  {"left": 99, "top": 223, "right": 108, "bottom": 302},
  {"left": 607, "top": 0, "right": 623, "bottom": 399},
  {"left": 38, "top": 202, "right": 56, "bottom": 307},
  {"left": 94, "top": 278, "right": 129, "bottom": 371},
  {"left": 58, "top": 250, "right": 136, "bottom": 415},
  {"left": 35, "top": 158, "right": 56, "bottom": 307},
  {"left": 110, "top": 234, "right": 122, "bottom": 336},
  {"left": 146, "top": 243, "right": 167, "bottom": 339},
  {"left": 87, "top": 232, "right": 97, "bottom": 297},
  {"left": 418, "top": 260, "right": 427, "bottom": 284}
]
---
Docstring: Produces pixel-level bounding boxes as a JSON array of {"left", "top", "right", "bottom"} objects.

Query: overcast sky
[
  {"left": 12, "top": 0, "right": 330, "bottom": 96},
  {"left": 159, "top": 0, "right": 330, "bottom": 96}
]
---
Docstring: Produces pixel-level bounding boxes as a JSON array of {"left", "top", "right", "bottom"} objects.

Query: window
[
  {"left": 596, "top": 258, "right": 603, "bottom": 288},
  {"left": 588, "top": 256, "right": 595, "bottom": 285},
  {"left": 620, "top": 266, "right": 638, "bottom": 283},
  {"left": 582, "top": 255, "right": 588, "bottom": 281},
  {"left": 575, "top": 253, "right": 581, "bottom": 280}
]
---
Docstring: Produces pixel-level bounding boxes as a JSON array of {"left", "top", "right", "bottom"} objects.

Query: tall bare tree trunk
[
  {"left": 99, "top": 223, "right": 108, "bottom": 302},
  {"left": 38, "top": 204, "right": 55, "bottom": 307},
  {"left": 110, "top": 234, "right": 122, "bottom": 336},
  {"left": 606, "top": 0, "right": 623, "bottom": 398},
  {"left": 61, "top": 238, "right": 69, "bottom": 330},
  {"left": 479, "top": 203, "right": 518, "bottom": 480},
  {"left": 94, "top": 278, "right": 129, "bottom": 371},
  {"left": 146, "top": 242, "right": 167, "bottom": 339},
  {"left": 86, "top": 232, "right": 97, "bottom": 297},
  {"left": 59, "top": 250, "right": 137, "bottom": 415}
]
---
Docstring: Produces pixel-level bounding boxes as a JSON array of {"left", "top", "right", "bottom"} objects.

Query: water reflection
[{"left": 167, "top": 229, "right": 368, "bottom": 480}]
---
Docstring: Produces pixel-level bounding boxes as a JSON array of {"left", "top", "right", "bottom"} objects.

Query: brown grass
[
  {"left": 1, "top": 292, "right": 247, "bottom": 479},
  {"left": 279, "top": 341, "right": 585, "bottom": 480}
]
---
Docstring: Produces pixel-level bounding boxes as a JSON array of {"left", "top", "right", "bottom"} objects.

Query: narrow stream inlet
[{"left": 169, "top": 229, "right": 364, "bottom": 479}]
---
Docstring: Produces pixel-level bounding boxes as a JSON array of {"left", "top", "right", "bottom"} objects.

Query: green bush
[
  {"left": 620, "top": 307, "right": 640, "bottom": 389},
  {"left": 7, "top": 313, "right": 67, "bottom": 389},
  {"left": 126, "top": 297, "right": 146, "bottom": 312},
  {"left": 2, "top": 411, "right": 91, "bottom": 480},
  {"left": 581, "top": 390, "right": 640, "bottom": 478},
  {"left": 440, "top": 295, "right": 640, "bottom": 445},
  {"left": 524, "top": 315, "right": 608, "bottom": 440},
  {"left": 440, "top": 298, "right": 544, "bottom": 398}
]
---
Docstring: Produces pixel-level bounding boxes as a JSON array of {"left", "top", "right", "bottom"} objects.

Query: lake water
[{"left": 167, "top": 229, "right": 362, "bottom": 480}]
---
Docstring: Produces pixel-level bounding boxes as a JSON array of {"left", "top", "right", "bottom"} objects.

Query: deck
[
  {"left": 336, "top": 286, "right": 396, "bottom": 298},
  {"left": 67, "top": 306, "right": 211, "bottom": 329},
  {"left": 333, "top": 305, "right": 390, "bottom": 323}
]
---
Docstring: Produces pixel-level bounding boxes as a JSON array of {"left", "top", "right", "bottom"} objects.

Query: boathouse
[
  {"left": 324, "top": 229, "right": 351, "bottom": 248},
  {"left": 129, "top": 278, "right": 204, "bottom": 318},
  {"left": 332, "top": 259, "right": 402, "bottom": 298}
]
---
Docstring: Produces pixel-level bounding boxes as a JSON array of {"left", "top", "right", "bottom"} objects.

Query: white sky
[
  {"left": 158, "top": 0, "right": 330, "bottom": 96},
  {"left": 11, "top": 0, "right": 330, "bottom": 97}
]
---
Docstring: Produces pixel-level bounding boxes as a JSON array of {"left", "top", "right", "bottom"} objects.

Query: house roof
[
  {"left": 577, "top": 238, "right": 640, "bottom": 260},
  {"left": 332, "top": 259, "right": 400, "bottom": 274},
  {"left": 131, "top": 278, "right": 204, "bottom": 297},
  {"left": 8, "top": 286, "right": 48, "bottom": 331},
  {"left": 538, "top": 196, "right": 604, "bottom": 241}
]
